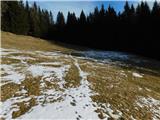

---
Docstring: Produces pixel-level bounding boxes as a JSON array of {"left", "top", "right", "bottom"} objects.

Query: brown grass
[
  {"left": 1, "top": 31, "right": 72, "bottom": 52},
  {"left": 1, "top": 57, "right": 21, "bottom": 64},
  {"left": 42, "top": 64, "right": 62, "bottom": 68},
  {"left": 1, "top": 83, "right": 20, "bottom": 101},
  {"left": 79, "top": 59, "right": 160, "bottom": 119},
  {"left": 5, "top": 52, "right": 36, "bottom": 58},
  {"left": 63, "top": 63, "right": 81, "bottom": 88},
  {"left": 43, "top": 75, "right": 64, "bottom": 92},
  {"left": 130, "top": 74, "right": 160, "bottom": 94},
  {"left": 12, "top": 98, "right": 37, "bottom": 119},
  {"left": 21, "top": 76, "right": 42, "bottom": 96},
  {"left": 25, "top": 56, "right": 54, "bottom": 64},
  {"left": 1, "top": 31, "right": 160, "bottom": 119}
]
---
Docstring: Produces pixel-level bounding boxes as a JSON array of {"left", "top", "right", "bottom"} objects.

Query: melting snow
[
  {"left": 81, "top": 51, "right": 129, "bottom": 60},
  {"left": 2, "top": 73, "right": 25, "bottom": 84},
  {"left": 132, "top": 72, "right": 143, "bottom": 78},
  {"left": 39, "top": 62, "right": 63, "bottom": 65},
  {"left": 1, "top": 48, "right": 102, "bottom": 119},
  {"left": 18, "top": 56, "right": 100, "bottom": 119},
  {"left": 0, "top": 97, "right": 32, "bottom": 119},
  {"left": 1, "top": 64, "right": 25, "bottom": 84},
  {"left": 136, "top": 97, "right": 160, "bottom": 119},
  {"left": 18, "top": 55, "right": 123, "bottom": 119},
  {"left": 27, "top": 65, "right": 69, "bottom": 80},
  {"left": 2, "top": 48, "right": 159, "bottom": 119},
  {"left": 19, "top": 81, "right": 99, "bottom": 119}
]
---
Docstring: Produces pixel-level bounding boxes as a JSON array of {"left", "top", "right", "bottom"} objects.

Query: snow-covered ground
[
  {"left": 1, "top": 48, "right": 160, "bottom": 120},
  {"left": 0, "top": 48, "right": 110, "bottom": 119}
]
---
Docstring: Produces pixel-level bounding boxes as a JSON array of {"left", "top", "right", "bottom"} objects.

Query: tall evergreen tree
[
  {"left": 56, "top": 12, "right": 65, "bottom": 26},
  {"left": 67, "top": 12, "right": 77, "bottom": 25},
  {"left": 123, "top": 1, "right": 130, "bottom": 17},
  {"left": 3, "top": 1, "right": 29, "bottom": 34},
  {"left": 1, "top": 1, "right": 10, "bottom": 31},
  {"left": 99, "top": 4, "right": 105, "bottom": 24},
  {"left": 152, "top": 1, "right": 160, "bottom": 16},
  {"left": 93, "top": 6, "right": 99, "bottom": 22},
  {"left": 29, "top": 2, "right": 42, "bottom": 37},
  {"left": 79, "top": 10, "right": 86, "bottom": 24},
  {"left": 100, "top": 4, "right": 105, "bottom": 17},
  {"left": 130, "top": 4, "right": 135, "bottom": 15},
  {"left": 49, "top": 11, "right": 54, "bottom": 25}
]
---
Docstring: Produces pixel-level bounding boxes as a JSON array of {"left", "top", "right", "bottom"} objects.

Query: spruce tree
[
  {"left": 79, "top": 10, "right": 86, "bottom": 24},
  {"left": 56, "top": 12, "right": 65, "bottom": 26}
]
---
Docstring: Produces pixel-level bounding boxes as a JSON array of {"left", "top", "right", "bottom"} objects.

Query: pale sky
[{"left": 26, "top": 0, "right": 157, "bottom": 20}]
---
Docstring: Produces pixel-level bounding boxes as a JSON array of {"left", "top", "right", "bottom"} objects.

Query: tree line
[
  {"left": 1, "top": 1, "right": 160, "bottom": 59},
  {"left": 1, "top": 1, "right": 53, "bottom": 38}
]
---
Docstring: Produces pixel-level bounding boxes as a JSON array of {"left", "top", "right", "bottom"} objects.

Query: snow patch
[
  {"left": 0, "top": 48, "right": 20, "bottom": 55},
  {"left": 27, "top": 65, "right": 68, "bottom": 80},
  {"left": 1, "top": 64, "right": 25, "bottom": 84},
  {"left": 94, "top": 103, "right": 123, "bottom": 119},
  {"left": 2, "top": 73, "right": 25, "bottom": 84},
  {"left": 18, "top": 78, "right": 99, "bottom": 119},
  {"left": 81, "top": 51, "right": 129, "bottom": 60},
  {"left": 0, "top": 97, "right": 32, "bottom": 119},
  {"left": 17, "top": 55, "right": 100, "bottom": 119},
  {"left": 9, "top": 56, "right": 35, "bottom": 60},
  {"left": 39, "top": 62, "right": 63, "bottom": 66},
  {"left": 136, "top": 97, "right": 160, "bottom": 119},
  {"left": 132, "top": 72, "right": 143, "bottom": 78}
]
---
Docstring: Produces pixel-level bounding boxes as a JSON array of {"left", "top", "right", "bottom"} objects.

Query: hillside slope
[
  {"left": 1, "top": 32, "right": 160, "bottom": 120},
  {"left": 1, "top": 31, "right": 72, "bottom": 52}
]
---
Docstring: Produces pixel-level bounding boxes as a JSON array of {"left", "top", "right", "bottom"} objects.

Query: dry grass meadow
[{"left": 1, "top": 32, "right": 160, "bottom": 119}]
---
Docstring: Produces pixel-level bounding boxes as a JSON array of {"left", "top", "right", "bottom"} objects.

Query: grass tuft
[
  {"left": 12, "top": 98, "right": 37, "bottom": 119},
  {"left": 22, "top": 75, "right": 42, "bottom": 96},
  {"left": 1, "top": 83, "right": 20, "bottom": 101},
  {"left": 63, "top": 64, "right": 81, "bottom": 88}
]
